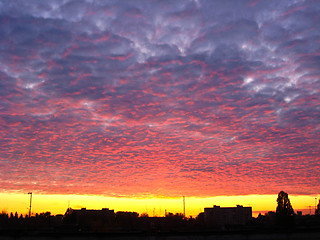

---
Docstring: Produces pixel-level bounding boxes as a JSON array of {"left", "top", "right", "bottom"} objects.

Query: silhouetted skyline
[{"left": 1, "top": 194, "right": 320, "bottom": 235}]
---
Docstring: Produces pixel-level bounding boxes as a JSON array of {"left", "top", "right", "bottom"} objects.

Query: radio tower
[
  {"left": 183, "top": 196, "right": 186, "bottom": 217},
  {"left": 28, "top": 192, "right": 32, "bottom": 218}
]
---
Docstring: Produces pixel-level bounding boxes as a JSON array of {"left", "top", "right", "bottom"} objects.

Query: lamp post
[
  {"left": 315, "top": 197, "right": 318, "bottom": 215},
  {"left": 28, "top": 192, "right": 32, "bottom": 218}
]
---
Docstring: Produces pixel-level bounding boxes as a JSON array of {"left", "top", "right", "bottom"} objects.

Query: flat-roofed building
[
  {"left": 204, "top": 205, "right": 252, "bottom": 226},
  {"left": 64, "top": 208, "right": 115, "bottom": 231}
]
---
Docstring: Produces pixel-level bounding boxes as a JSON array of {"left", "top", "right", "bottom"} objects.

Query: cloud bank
[{"left": 0, "top": 0, "right": 319, "bottom": 197}]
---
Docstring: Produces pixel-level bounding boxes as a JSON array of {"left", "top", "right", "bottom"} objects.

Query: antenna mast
[
  {"left": 183, "top": 196, "right": 185, "bottom": 217},
  {"left": 28, "top": 192, "right": 32, "bottom": 218}
]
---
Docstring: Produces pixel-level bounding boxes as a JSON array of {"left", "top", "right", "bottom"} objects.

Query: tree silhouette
[
  {"left": 275, "top": 191, "right": 295, "bottom": 228},
  {"left": 316, "top": 199, "right": 320, "bottom": 215},
  {"left": 276, "top": 191, "right": 294, "bottom": 217}
]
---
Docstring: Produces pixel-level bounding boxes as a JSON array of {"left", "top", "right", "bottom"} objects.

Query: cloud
[{"left": 0, "top": 0, "right": 319, "bottom": 197}]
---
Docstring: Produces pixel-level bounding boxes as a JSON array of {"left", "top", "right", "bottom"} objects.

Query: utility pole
[
  {"left": 308, "top": 206, "right": 312, "bottom": 215},
  {"left": 28, "top": 192, "right": 32, "bottom": 218},
  {"left": 183, "top": 196, "right": 185, "bottom": 217}
]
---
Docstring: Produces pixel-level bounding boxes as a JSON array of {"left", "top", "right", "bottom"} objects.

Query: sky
[{"left": 0, "top": 0, "right": 319, "bottom": 215}]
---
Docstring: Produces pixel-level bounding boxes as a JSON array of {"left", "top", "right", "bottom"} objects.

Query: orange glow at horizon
[{"left": 1, "top": 192, "right": 319, "bottom": 217}]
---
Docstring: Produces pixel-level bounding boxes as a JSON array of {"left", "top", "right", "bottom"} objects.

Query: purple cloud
[{"left": 0, "top": 0, "right": 319, "bottom": 197}]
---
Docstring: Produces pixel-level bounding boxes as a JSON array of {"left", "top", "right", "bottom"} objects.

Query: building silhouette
[
  {"left": 204, "top": 205, "right": 252, "bottom": 227},
  {"left": 64, "top": 208, "right": 115, "bottom": 231}
]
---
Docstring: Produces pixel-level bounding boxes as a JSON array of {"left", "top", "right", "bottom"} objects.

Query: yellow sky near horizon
[{"left": 1, "top": 192, "right": 319, "bottom": 217}]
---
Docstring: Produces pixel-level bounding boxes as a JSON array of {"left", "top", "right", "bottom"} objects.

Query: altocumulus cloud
[{"left": 0, "top": 0, "right": 319, "bottom": 197}]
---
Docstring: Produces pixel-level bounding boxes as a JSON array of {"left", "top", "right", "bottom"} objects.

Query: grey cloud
[{"left": 261, "top": 23, "right": 286, "bottom": 43}]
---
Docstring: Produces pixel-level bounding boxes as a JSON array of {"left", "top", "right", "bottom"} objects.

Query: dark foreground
[
  {"left": 1, "top": 210, "right": 320, "bottom": 239},
  {"left": 1, "top": 229, "right": 320, "bottom": 240}
]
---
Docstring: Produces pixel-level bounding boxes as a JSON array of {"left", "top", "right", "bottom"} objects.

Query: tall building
[{"left": 204, "top": 205, "right": 252, "bottom": 226}]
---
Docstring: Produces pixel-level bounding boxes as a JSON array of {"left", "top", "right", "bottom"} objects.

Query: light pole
[
  {"left": 28, "top": 192, "right": 32, "bottom": 218},
  {"left": 315, "top": 197, "right": 318, "bottom": 215}
]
